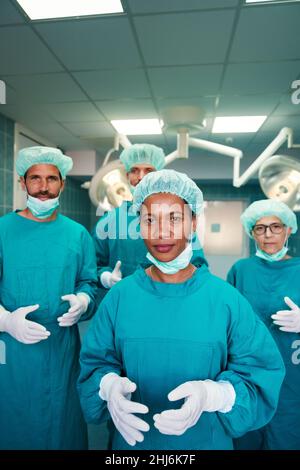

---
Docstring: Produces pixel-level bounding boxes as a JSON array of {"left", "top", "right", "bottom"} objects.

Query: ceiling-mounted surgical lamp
[{"left": 258, "top": 154, "right": 300, "bottom": 211}]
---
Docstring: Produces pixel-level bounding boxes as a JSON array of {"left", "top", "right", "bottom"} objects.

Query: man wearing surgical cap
[
  {"left": 92, "top": 144, "right": 206, "bottom": 293},
  {"left": 0, "top": 146, "right": 98, "bottom": 450},
  {"left": 227, "top": 199, "right": 300, "bottom": 449},
  {"left": 78, "top": 170, "right": 284, "bottom": 450}
]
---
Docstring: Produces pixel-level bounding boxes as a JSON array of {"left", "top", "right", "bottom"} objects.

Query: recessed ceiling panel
[
  {"left": 95, "top": 99, "right": 157, "bottom": 119},
  {"left": 35, "top": 17, "right": 141, "bottom": 70},
  {"left": 128, "top": 0, "right": 238, "bottom": 13},
  {"left": 135, "top": 10, "right": 235, "bottom": 66}
]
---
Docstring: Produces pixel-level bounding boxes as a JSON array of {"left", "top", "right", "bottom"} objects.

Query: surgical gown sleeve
[
  {"left": 216, "top": 292, "right": 285, "bottom": 437},
  {"left": 226, "top": 264, "right": 236, "bottom": 286},
  {"left": 93, "top": 212, "right": 114, "bottom": 280},
  {"left": 75, "top": 229, "right": 98, "bottom": 321},
  {"left": 77, "top": 295, "right": 121, "bottom": 423}
]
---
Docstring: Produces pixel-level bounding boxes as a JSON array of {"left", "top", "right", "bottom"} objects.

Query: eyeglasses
[{"left": 252, "top": 223, "right": 286, "bottom": 236}]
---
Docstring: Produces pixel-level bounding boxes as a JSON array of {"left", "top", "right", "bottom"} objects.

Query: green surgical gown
[
  {"left": 0, "top": 212, "right": 98, "bottom": 450},
  {"left": 78, "top": 265, "right": 285, "bottom": 450},
  {"left": 228, "top": 256, "right": 300, "bottom": 450}
]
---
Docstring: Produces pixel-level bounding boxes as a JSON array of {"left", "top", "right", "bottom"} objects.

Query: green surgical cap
[
  {"left": 16, "top": 146, "right": 73, "bottom": 179},
  {"left": 120, "top": 144, "right": 165, "bottom": 172},
  {"left": 132, "top": 169, "right": 203, "bottom": 215},
  {"left": 241, "top": 199, "right": 298, "bottom": 237}
]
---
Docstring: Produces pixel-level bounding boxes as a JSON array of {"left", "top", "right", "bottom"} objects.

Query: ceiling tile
[
  {"left": 148, "top": 65, "right": 223, "bottom": 98},
  {"left": 95, "top": 99, "right": 157, "bottom": 119},
  {"left": 4, "top": 73, "right": 87, "bottom": 102},
  {"left": 274, "top": 93, "right": 300, "bottom": 116},
  {"left": 0, "top": 26, "right": 63, "bottom": 74},
  {"left": 0, "top": 103, "right": 55, "bottom": 127},
  {"left": 222, "top": 62, "right": 300, "bottom": 95},
  {"left": 62, "top": 121, "right": 115, "bottom": 138},
  {"left": 43, "top": 102, "right": 105, "bottom": 122},
  {"left": 259, "top": 115, "right": 300, "bottom": 133},
  {"left": 0, "top": 0, "right": 25, "bottom": 25},
  {"left": 128, "top": 0, "right": 238, "bottom": 13},
  {"left": 230, "top": 4, "right": 300, "bottom": 62},
  {"left": 35, "top": 17, "right": 141, "bottom": 71},
  {"left": 217, "top": 94, "right": 281, "bottom": 115},
  {"left": 134, "top": 10, "right": 235, "bottom": 66},
  {"left": 73, "top": 69, "right": 151, "bottom": 100}
]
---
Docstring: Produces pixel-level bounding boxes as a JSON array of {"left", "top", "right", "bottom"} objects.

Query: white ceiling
[{"left": 0, "top": 0, "right": 300, "bottom": 179}]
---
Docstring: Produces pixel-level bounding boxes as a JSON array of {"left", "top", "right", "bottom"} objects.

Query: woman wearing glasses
[{"left": 227, "top": 199, "right": 300, "bottom": 450}]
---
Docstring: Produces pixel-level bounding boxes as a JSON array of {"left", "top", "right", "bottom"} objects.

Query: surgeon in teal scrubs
[
  {"left": 0, "top": 146, "right": 98, "bottom": 450},
  {"left": 227, "top": 199, "right": 300, "bottom": 450},
  {"left": 93, "top": 144, "right": 206, "bottom": 294},
  {"left": 78, "top": 170, "right": 285, "bottom": 450}
]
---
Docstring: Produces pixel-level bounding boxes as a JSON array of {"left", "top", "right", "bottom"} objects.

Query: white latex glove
[
  {"left": 0, "top": 304, "right": 50, "bottom": 344},
  {"left": 271, "top": 297, "right": 300, "bottom": 333},
  {"left": 100, "top": 261, "right": 122, "bottom": 289},
  {"left": 153, "top": 380, "right": 235, "bottom": 436},
  {"left": 99, "top": 372, "right": 150, "bottom": 446},
  {"left": 58, "top": 293, "right": 90, "bottom": 327}
]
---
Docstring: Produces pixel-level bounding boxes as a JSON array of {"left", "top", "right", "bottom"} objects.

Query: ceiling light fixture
[
  {"left": 16, "top": 0, "right": 123, "bottom": 20},
  {"left": 212, "top": 116, "right": 267, "bottom": 133},
  {"left": 111, "top": 119, "right": 162, "bottom": 135}
]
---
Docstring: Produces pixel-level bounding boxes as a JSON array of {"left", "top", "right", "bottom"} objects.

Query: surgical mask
[
  {"left": 255, "top": 237, "right": 289, "bottom": 262},
  {"left": 27, "top": 194, "right": 60, "bottom": 219},
  {"left": 146, "top": 243, "right": 193, "bottom": 274},
  {"left": 129, "top": 184, "right": 136, "bottom": 196}
]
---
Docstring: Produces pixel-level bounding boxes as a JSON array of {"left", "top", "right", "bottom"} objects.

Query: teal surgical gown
[
  {"left": 228, "top": 256, "right": 300, "bottom": 450},
  {"left": 0, "top": 212, "right": 98, "bottom": 450},
  {"left": 92, "top": 201, "right": 207, "bottom": 284},
  {"left": 78, "top": 265, "right": 285, "bottom": 450}
]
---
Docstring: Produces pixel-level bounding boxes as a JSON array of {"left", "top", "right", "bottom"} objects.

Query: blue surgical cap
[
  {"left": 120, "top": 144, "right": 165, "bottom": 172},
  {"left": 16, "top": 146, "right": 73, "bottom": 180},
  {"left": 132, "top": 169, "right": 203, "bottom": 215},
  {"left": 241, "top": 199, "right": 298, "bottom": 237}
]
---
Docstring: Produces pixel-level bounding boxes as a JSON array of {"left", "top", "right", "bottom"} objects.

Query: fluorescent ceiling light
[
  {"left": 245, "top": 0, "right": 299, "bottom": 3},
  {"left": 111, "top": 119, "right": 162, "bottom": 135},
  {"left": 16, "top": 0, "right": 123, "bottom": 20},
  {"left": 212, "top": 116, "right": 267, "bottom": 133}
]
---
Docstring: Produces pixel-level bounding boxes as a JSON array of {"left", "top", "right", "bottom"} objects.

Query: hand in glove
[
  {"left": 99, "top": 372, "right": 149, "bottom": 446},
  {"left": 153, "top": 380, "right": 235, "bottom": 436},
  {"left": 100, "top": 261, "right": 122, "bottom": 289},
  {"left": 58, "top": 293, "right": 90, "bottom": 327},
  {"left": 0, "top": 304, "right": 50, "bottom": 344},
  {"left": 272, "top": 297, "right": 300, "bottom": 333}
]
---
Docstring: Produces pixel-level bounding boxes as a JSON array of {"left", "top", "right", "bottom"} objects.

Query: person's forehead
[
  {"left": 141, "top": 193, "right": 190, "bottom": 213},
  {"left": 130, "top": 163, "right": 155, "bottom": 170},
  {"left": 255, "top": 215, "right": 282, "bottom": 224},
  {"left": 26, "top": 163, "right": 60, "bottom": 176}
]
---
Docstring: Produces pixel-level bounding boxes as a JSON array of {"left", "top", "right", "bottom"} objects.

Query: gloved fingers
[
  {"left": 58, "top": 318, "right": 78, "bottom": 327},
  {"left": 58, "top": 311, "right": 79, "bottom": 321},
  {"left": 119, "top": 411, "right": 150, "bottom": 432},
  {"left": 273, "top": 319, "right": 293, "bottom": 327},
  {"left": 61, "top": 294, "right": 76, "bottom": 305},
  {"left": 279, "top": 326, "right": 299, "bottom": 332},
  {"left": 25, "top": 328, "right": 50, "bottom": 339},
  {"left": 153, "top": 419, "right": 186, "bottom": 436},
  {"left": 112, "top": 260, "right": 122, "bottom": 276},
  {"left": 154, "top": 406, "right": 188, "bottom": 422},
  {"left": 67, "top": 304, "right": 81, "bottom": 314},
  {"left": 284, "top": 296, "right": 299, "bottom": 310},
  {"left": 119, "top": 377, "right": 137, "bottom": 395},
  {"left": 22, "top": 336, "right": 49, "bottom": 344},
  {"left": 27, "top": 320, "right": 49, "bottom": 332},
  {"left": 117, "top": 420, "right": 146, "bottom": 445},
  {"left": 272, "top": 312, "right": 296, "bottom": 321},
  {"left": 168, "top": 382, "right": 192, "bottom": 401},
  {"left": 19, "top": 304, "right": 40, "bottom": 317},
  {"left": 111, "top": 275, "right": 122, "bottom": 283},
  {"left": 118, "top": 396, "right": 149, "bottom": 415}
]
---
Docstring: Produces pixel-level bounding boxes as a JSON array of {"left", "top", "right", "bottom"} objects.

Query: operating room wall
[
  {"left": 59, "top": 176, "right": 94, "bottom": 230},
  {"left": 0, "top": 113, "right": 14, "bottom": 217}
]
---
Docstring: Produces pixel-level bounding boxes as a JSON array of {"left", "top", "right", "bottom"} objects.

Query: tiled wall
[
  {"left": 197, "top": 181, "right": 300, "bottom": 257},
  {"left": 0, "top": 113, "right": 14, "bottom": 217},
  {"left": 59, "top": 177, "right": 95, "bottom": 231}
]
